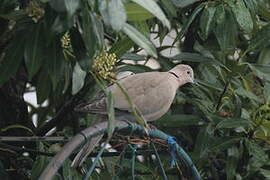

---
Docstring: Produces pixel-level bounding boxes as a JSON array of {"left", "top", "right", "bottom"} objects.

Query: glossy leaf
[
  {"left": 200, "top": 5, "right": 216, "bottom": 40},
  {"left": 117, "top": 64, "right": 154, "bottom": 73},
  {"left": 216, "top": 117, "right": 251, "bottom": 129},
  {"left": 249, "top": 64, "right": 270, "bottom": 82},
  {"left": 257, "top": 47, "right": 270, "bottom": 65},
  {"left": 24, "top": 23, "right": 44, "bottom": 79},
  {"left": 120, "top": 52, "right": 146, "bottom": 61},
  {"left": 31, "top": 143, "right": 50, "bottom": 180},
  {"left": 122, "top": 23, "right": 157, "bottom": 58},
  {"left": 49, "top": 0, "right": 80, "bottom": 17},
  {"left": 157, "top": 114, "right": 203, "bottom": 127},
  {"left": 171, "top": 0, "right": 199, "bottom": 8},
  {"left": 0, "top": 33, "right": 25, "bottom": 85},
  {"left": 160, "top": 0, "right": 177, "bottom": 17},
  {"left": 175, "top": 3, "right": 205, "bottom": 43},
  {"left": 72, "top": 62, "right": 86, "bottom": 95},
  {"left": 226, "top": 146, "right": 239, "bottom": 180},
  {"left": 125, "top": 2, "right": 154, "bottom": 21},
  {"left": 108, "top": 0, "right": 126, "bottom": 31},
  {"left": 260, "top": 169, "right": 270, "bottom": 179},
  {"left": 81, "top": 10, "right": 99, "bottom": 68},
  {"left": 132, "top": 0, "right": 170, "bottom": 28},
  {"left": 229, "top": 0, "right": 253, "bottom": 33},
  {"left": 64, "top": 0, "right": 80, "bottom": 17},
  {"left": 45, "top": 38, "right": 65, "bottom": 90},
  {"left": 109, "top": 36, "right": 134, "bottom": 57},
  {"left": 70, "top": 28, "right": 89, "bottom": 71},
  {"left": 247, "top": 24, "right": 270, "bottom": 52},
  {"left": 172, "top": 52, "right": 215, "bottom": 63},
  {"left": 235, "top": 87, "right": 263, "bottom": 103},
  {"left": 36, "top": 70, "right": 51, "bottom": 104},
  {"left": 106, "top": 91, "right": 115, "bottom": 138},
  {"left": 214, "top": 7, "right": 237, "bottom": 51}
]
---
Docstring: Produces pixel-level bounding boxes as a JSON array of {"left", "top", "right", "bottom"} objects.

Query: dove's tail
[{"left": 71, "top": 133, "right": 104, "bottom": 167}]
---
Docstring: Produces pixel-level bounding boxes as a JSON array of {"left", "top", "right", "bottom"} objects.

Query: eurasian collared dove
[{"left": 72, "top": 64, "right": 194, "bottom": 167}]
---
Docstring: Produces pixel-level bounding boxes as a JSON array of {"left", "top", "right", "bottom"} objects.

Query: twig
[
  {"left": 216, "top": 81, "right": 229, "bottom": 111},
  {"left": 0, "top": 136, "right": 70, "bottom": 142}
]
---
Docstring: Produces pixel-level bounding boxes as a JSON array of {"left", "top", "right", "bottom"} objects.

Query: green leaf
[
  {"left": 210, "top": 137, "right": 242, "bottom": 152},
  {"left": 122, "top": 23, "right": 157, "bottom": 58},
  {"left": 257, "top": 2, "right": 270, "bottom": 21},
  {"left": 109, "top": 36, "right": 134, "bottom": 57},
  {"left": 264, "top": 82, "right": 270, "bottom": 104},
  {"left": 117, "top": 64, "right": 153, "bottom": 73},
  {"left": 226, "top": 146, "right": 239, "bottom": 180},
  {"left": 199, "top": 5, "right": 216, "bottom": 40},
  {"left": 216, "top": 117, "right": 251, "bottom": 129},
  {"left": 229, "top": 0, "right": 253, "bottom": 33},
  {"left": 133, "top": 21, "right": 150, "bottom": 38},
  {"left": 64, "top": 0, "right": 80, "bottom": 17},
  {"left": 235, "top": 87, "right": 263, "bottom": 103},
  {"left": 72, "top": 62, "right": 86, "bottom": 95},
  {"left": 49, "top": 0, "right": 80, "bottom": 17},
  {"left": 245, "top": 140, "right": 268, "bottom": 168},
  {"left": 99, "top": 0, "right": 110, "bottom": 26},
  {"left": 172, "top": 52, "right": 215, "bottom": 63},
  {"left": 0, "top": 161, "right": 9, "bottom": 180},
  {"left": 174, "top": 3, "right": 205, "bottom": 44},
  {"left": 24, "top": 23, "right": 44, "bottom": 79},
  {"left": 258, "top": 47, "right": 270, "bottom": 65},
  {"left": 120, "top": 53, "right": 146, "bottom": 61},
  {"left": 160, "top": 0, "right": 177, "bottom": 17},
  {"left": 0, "top": 32, "right": 25, "bottom": 85},
  {"left": 62, "top": 159, "right": 82, "bottom": 179},
  {"left": 45, "top": 38, "right": 65, "bottom": 90},
  {"left": 157, "top": 114, "right": 204, "bottom": 127},
  {"left": 247, "top": 24, "right": 270, "bottom": 52},
  {"left": 81, "top": 10, "right": 99, "bottom": 67},
  {"left": 132, "top": 0, "right": 170, "bottom": 28},
  {"left": 70, "top": 28, "right": 89, "bottom": 71},
  {"left": 36, "top": 70, "right": 51, "bottom": 104},
  {"left": 108, "top": 0, "right": 127, "bottom": 31},
  {"left": 248, "top": 64, "right": 270, "bottom": 82},
  {"left": 125, "top": 2, "right": 154, "bottom": 21},
  {"left": 31, "top": 143, "right": 50, "bottom": 180},
  {"left": 171, "top": 0, "right": 199, "bottom": 8},
  {"left": 260, "top": 169, "right": 270, "bottom": 179},
  {"left": 106, "top": 91, "right": 115, "bottom": 138},
  {"left": 214, "top": 7, "right": 237, "bottom": 51}
]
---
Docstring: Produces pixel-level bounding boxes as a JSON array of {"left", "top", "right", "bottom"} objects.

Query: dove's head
[{"left": 169, "top": 64, "right": 194, "bottom": 85}]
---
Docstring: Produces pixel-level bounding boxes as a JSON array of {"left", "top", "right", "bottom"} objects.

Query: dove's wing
[
  {"left": 75, "top": 72, "right": 179, "bottom": 121},
  {"left": 110, "top": 72, "right": 178, "bottom": 121}
]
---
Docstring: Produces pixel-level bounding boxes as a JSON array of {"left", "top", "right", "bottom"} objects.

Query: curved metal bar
[{"left": 39, "top": 121, "right": 201, "bottom": 180}]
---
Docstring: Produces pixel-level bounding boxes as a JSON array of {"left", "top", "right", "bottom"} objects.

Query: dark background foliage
[{"left": 0, "top": 0, "right": 269, "bottom": 179}]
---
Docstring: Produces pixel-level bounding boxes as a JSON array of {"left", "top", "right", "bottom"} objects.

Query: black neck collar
[{"left": 169, "top": 72, "right": 179, "bottom": 79}]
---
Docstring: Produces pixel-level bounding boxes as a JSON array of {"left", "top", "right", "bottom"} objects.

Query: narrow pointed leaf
[
  {"left": 0, "top": 33, "right": 25, "bottom": 85},
  {"left": 132, "top": 0, "right": 170, "bottom": 28},
  {"left": 24, "top": 23, "right": 44, "bottom": 79},
  {"left": 72, "top": 62, "right": 86, "bottom": 95},
  {"left": 108, "top": 0, "right": 126, "bottom": 31},
  {"left": 125, "top": 2, "right": 154, "bottom": 21},
  {"left": 106, "top": 91, "right": 115, "bottom": 138},
  {"left": 229, "top": 0, "right": 253, "bottom": 33},
  {"left": 122, "top": 23, "right": 157, "bottom": 58},
  {"left": 171, "top": 0, "right": 199, "bottom": 8}
]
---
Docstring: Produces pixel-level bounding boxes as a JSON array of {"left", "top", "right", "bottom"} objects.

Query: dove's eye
[{"left": 187, "top": 71, "right": 190, "bottom": 74}]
